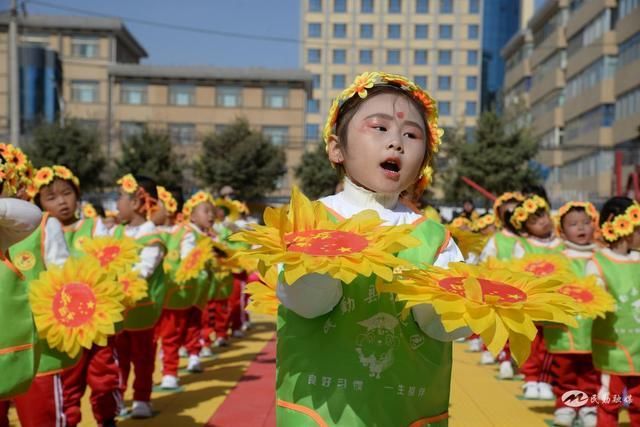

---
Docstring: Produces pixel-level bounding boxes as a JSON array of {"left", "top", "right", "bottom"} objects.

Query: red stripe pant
[
  {"left": 61, "top": 339, "right": 121, "bottom": 426},
  {"left": 156, "top": 307, "right": 202, "bottom": 376},
  {"left": 115, "top": 329, "right": 155, "bottom": 402},
  {"left": 598, "top": 374, "right": 640, "bottom": 427},
  {"left": 0, "top": 373, "right": 65, "bottom": 427},
  {"left": 519, "top": 326, "right": 554, "bottom": 383},
  {"left": 549, "top": 353, "right": 599, "bottom": 409}
]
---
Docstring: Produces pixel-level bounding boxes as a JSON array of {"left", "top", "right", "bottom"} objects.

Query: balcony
[
  {"left": 531, "top": 27, "right": 566, "bottom": 69},
  {"left": 504, "top": 59, "right": 531, "bottom": 92},
  {"left": 564, "top": 79, "right": 615, "bottom": 122},
  {"left": 566, "top": 32, "right": 617, "bottom": 79},
  {"left": 533, "top": 107, "right": 563, "bottom": 136}
]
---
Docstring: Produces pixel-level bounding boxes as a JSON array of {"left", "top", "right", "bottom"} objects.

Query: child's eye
[
  {"left": 404, "top": 132, "right": 417, "bottom": 139},
  {"left": 373, "top": 125, "right": 387, "bottom": 132}
]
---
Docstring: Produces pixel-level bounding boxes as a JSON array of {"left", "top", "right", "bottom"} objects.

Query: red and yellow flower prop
[
  {"left": 510, "top": 195, "right": 549, "bottom": 231},
  {"left": 472, "top": 214, "right": 495, "bottom": 232},
  {"left": 157, "top": 186, "right": 178, "bottom": 215},
  {"left": 555, "top": 275, "right": 615, "bottom": 319},
  {"left": 81, "top": 236, "right": 140, "bottom": 275},
  {"left": 175, "top": 238, "right": 214, "bottom": 283},
  {"left": 115, "top": 269, "right": 148, "bottom": 307},
  {"left": 28, "top": 258, "right": 125, "bottom": 357},
  {"left": 377, "top": 263, "right": 578, "bottom": 364},
  {"left": 498, "top": 254, "right": 575, "bottom": 281},
  {"left": 231, "top": 187, "right": 420, "bottom": 285},
  {"left": 450, "top": 216, "right": 472, "bottom": 230},
  {"left": 446, "top": 225, "right": 488, "bottom": 259},
  {"left": 244, "top": 270, "right": 280, "bottom": 316}
]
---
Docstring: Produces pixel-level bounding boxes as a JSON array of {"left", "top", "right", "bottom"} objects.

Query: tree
[
  {"left": 115, "top": 128, "right": 184, "bottom": 188},
  {"left": 295, "top": 144, "right": 339, "bottom": 199},
  {"left": 197, "top": 118, "right": 286, "bottom": 200},
  {"left": 442, "top": 111, "right": 540, "bottom": 202},
  {"left": 24, "top": 119, "right": 107, "bottom": 191}
]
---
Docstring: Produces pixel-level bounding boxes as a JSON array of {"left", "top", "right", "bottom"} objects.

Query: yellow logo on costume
[
  {"left": 75, "top": 236, "right": 88, "bottom": 251},
  {"left": 166, "top": 250, "right": 179, "bottom": 262},
  {"left": 15, "top": 251, "right": 36, "bottom": 271}
]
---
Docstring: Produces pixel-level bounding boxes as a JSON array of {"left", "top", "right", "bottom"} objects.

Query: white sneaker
[
  {"left": 538, "top": 382, "right": 554, "bottom": 400},
  {"left": 553, "top": 407, "right": 576, "bottom": 426},
  {"left": 241, "top": 321, "right": 251, "bottom": 331},
  {"left": 480, "top": 351, "right": 495, "bottom": 365},
  {"left": 214, "top": 337, "right": 229, "bottom": 347},
  {"left": 498, "top": 361, "right": 514, "bottom": 379},
  {"left": 232, "top": 330, "right": 245, "bottom": 338},
  {"left": 187, "top": 354, "right": 203, "bottom": 373},
  {"left": 523, "top": 381, "right": 540, "bottom": 399},
  {"left": 200, "top": 346, "right": 214, "bottom": 358},
  {"left": 178, "top": 347, "right": 188, "bottom": 358},
  {"left": 131, "top": 400, "right": 153, "bottom": 419},
  {"left": 578, "top": 407, "right": 597, "bottom": 427},
  {"left": 468, "top": 338, "right": 482, "bottom": 352},
  {"left": 160, "top": 375, "right": 179, "bottom": 389}
]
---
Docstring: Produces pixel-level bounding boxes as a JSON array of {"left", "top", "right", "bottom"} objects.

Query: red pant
[
  {"left": 520, "top": 327, "right": 553, "bottom": 383},
  {"left": 227, "top": 272, "right": 247, "bottom": 332},
  {"left": 210, "top": 299, "right": 229, "bottom": 340},
  {"left": 0, "top": 374, "right": 65, "bottom": 427},
  {"left": 156, "top": 307, "right": 203, "bottom": 376},
  {"left": 62, "top": 339, "right": 121, "bottom": 426},
  {"left": 598, "top": 374, "right": 640, "bottom": 427},
  {"left": 115, "top": 329, "right": 155, "bottom": 402},
  {"left": 550, "top": 353, "right": 599, "bottom": 409}
]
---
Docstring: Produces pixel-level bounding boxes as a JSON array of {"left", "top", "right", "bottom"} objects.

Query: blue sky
[{"left": 24, "top": 0, "right": 301, "bottom": 68}]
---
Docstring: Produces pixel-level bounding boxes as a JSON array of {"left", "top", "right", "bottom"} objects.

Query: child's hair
[
  {"left": 502, "top": 209, "right": 520, "bottom": 234},
  {"left": 133, "top": 175, "right": 158, "bottom": 200},
  {"left": 599, "top": 197, "right": 634, "bottom": 228},
  {"left": 167, "top": 186, "right": 185, "bottom": 213},
  {"left": 33, "top": 177, "right": 80, "bottom": 209},
  {"left": 522, "top": 184, "right": 549, "bottom": 205}
]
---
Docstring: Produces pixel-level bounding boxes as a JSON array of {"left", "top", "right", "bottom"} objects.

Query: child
[
  {"left": 587, "top": 197, "right": 640, "bottom": 427},
  {"left": 275, "top": 72, "right": 469, "bottom": 426},
  {"left": 112, "top": 174, "right": 165, "bottom": 419},
  {"left": 153, "top": 187, "right": 207, "bottom": 389},
  {"left": 545, "top": 202, "right": 599, "bottom": 427},
  {"left": 29, "top": 165, "right": 121, "bottom": 427},
  {"left": 511, "top": 194, "right": 564, "bottom": 400}
]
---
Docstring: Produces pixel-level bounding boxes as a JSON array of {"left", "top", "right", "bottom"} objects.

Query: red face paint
[{"left": 396, "top": 111, "right": 405, "bottom": 119}]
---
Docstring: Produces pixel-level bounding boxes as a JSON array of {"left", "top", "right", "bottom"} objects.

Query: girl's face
[
  {"left": 524, "top": 211, "right": 553, "bottom": 238},
  {"left": 191, "top": 202, "right": 215, "bottom": 230},
  {"left": 39, "top": 179, "right": 78, "bottom": 225},
  {"left": 116, "top": 189, "right": 138, "bottom": 223},
  {"left": 328, "top": 93, "right": 427, "bottom": 195},
  {"left": 150, "top": 203, "right": 169, "bottom": 226},
  {"left": 560, "top": 210, "right": 594, "bottom": 245}
]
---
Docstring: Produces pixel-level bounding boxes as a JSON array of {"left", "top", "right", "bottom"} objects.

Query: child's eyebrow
[{"left": 364, "top": 113, "right": 424, "bottom": 130}]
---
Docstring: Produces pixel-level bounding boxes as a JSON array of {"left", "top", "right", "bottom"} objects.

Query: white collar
[
  {"left": 342, "top": 176, "right": 400, "bottom": 210},
  {"left": 563, "top": 240, "right": 596, "bottom": 252}
]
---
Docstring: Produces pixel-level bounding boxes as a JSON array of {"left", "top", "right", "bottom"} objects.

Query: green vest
[
  {"left": 591, "top": 252, "right": 640, "bottom": 375},
  {"left": 519, "top": 237, "right": 564, "bottom": 255},
  {"left": 64, "top": 218, "right": 97, "bottom": 259},
  {"left": 9, "top": 214, "right": 80, "bottom": 375},
  {"left": 277, "top": 219, "right": 452, "bottom": 427},
  {"left": 113, "top": 225, "right": 166, "bottom": 330},
  {"left": 0, "top": 254, "right": 41, "bottom": 399},
  {"left": 494, "top": 230, "right": 520, "bottom": 260},
  {"left": 209, "top": 271, "right": 234, "bottom": 301},
  {"left": 543, "top": 255, "right": 593, "bottom": 353}
]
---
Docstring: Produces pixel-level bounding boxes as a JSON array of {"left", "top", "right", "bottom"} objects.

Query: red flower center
[
  {"left": 286, "top": 230, "right": 368, "bottom": 256},
  {"left": 438, "top": 276, "right": 527, "bottom": 303},
  {"left": 558, "top": 284, "right": 594, "bottom": 303},
  {"left": 52, "top": 282, "right": 97, "bottom": 327},
  {"left": 184, "top": 249, "right": 202, "bottom": 270},
  {"left": 97, "top": 246, "right": 121, "bottom": 267},
  {"left": 524, "top": 261, "right": 556, "bottom": 276}
]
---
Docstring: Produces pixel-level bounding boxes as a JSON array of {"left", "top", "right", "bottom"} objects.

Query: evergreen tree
[{"left": 295, "top": 144, "right": 339, "bottom": 199}]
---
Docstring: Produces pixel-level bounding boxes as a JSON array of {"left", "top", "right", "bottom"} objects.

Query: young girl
[
  {"left": 510, "top": 194, "right": 564, "bottom": 400},
  {"left": 112, "top": 174, "right": 165, "bottom": 419},
  {"left": 545, "top": 202, "right": 599, "bottom": 427},
  {"left": 30, "top": 165, "right": 121, "bottom": 427},
  {"left": 587, "top": 197, "right": 640, "bottom": 427},
  {"left": 275, "top": 72, "right": 468, "bottom": 426}
]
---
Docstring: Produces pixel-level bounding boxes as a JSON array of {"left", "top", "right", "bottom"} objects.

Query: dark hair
[
  {"left": 133, "top": 175, "right": 158, "bottom": 200},
  {"left": 34, "top": 177, "right": 81, "bottom": 209},
  {"left": 502, "top": 208, "right": 520, "bottom": 235},
  {"left": 599, "top": 196, "right": 634, "bottom": 227},
  {"left": 167, "top": 185, "right": 185, "bottom": 213},
  {"left": 522, "top": 184, "right": 549, "bottom": 206}
]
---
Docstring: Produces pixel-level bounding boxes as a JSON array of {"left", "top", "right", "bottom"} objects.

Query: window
[
  {"left": 414, "top": 49, "right": 428, "bottom": 65},
  {"left": 615, "top": 87, "right": 640, "bottom": 121},
  {"left": 216, "top": 86, "right": 242, "bottom": 107},
  {"left": 308, "top": 48, "right": 321, "bottom": 63},
  {"left": 360, "top": 49, "right": 373, "bottom": 64},
  {"left": 120, "top": 122, "right": 144, "bottom": 140},
  {"left": 306, "top": 123, "right": 320, "bottom": 140},
  {"left": 263, "top": 126, "right": 289, "bottom": 146},
  {"left": 532, "top": 50, "right": 566, "bottom": 84},
  {"left": 467, "top": 50, "right": 478, "bottom": 65},
  {"left": 334, "top": 0, "right": 346, "bottom": 12},
  {"left": 333, "top": 23, "right": 347, "bottom": 38},
  {"left": 120, "top": 83, "right": 147, "bottom": 105},
  {"left": 414, "top": 75, "right": 427, "bottom": 88},
  {"left": 71, "top": 80, "right": 99, "bottom": 103},
  {"left": 360, "top": 24, "right": 374, "bottom": 39},
  {"left": 309, "top": 0, "right": 322, "bottom": 11},
  {"left": 388, "top": 24, "right": 401, "bottom": 39},
  {"left": 437, "top": 75, "right": 451, "bottom": 90},
  {"left": 468, "top": 24, "right": 479, "bottom": 40},
  {"left": 312, "top": 74, "right": 321, "bottom": 89},
  {"left": 565, "top": 105, "right": 615, "bottom": 141},
  {"left": 169, "top": 123, "right": 196, "bottom": 145},
  {"left": 465, "top": 101, "right": 477, "bottom": 116},
  {"left": 438, "top": 50, "right": 452, "bottom": 65},
  {"left": 415, "top": 24, "right": 429, "bottom": 39},
  {"left": 619, "top": 31, "right": 640, "bottom": 69},
  {"left": 439, "top": 101, "right": 451, "bottom": 116},
  {"left": 565, "top": 56, "right": 617, "bottom": 100},
  {"left": 307, "top": 99, "right": 320, "bottom": 113},
  {"left": 264, "top": 87, "right": 289, "bottom": 108},
  {"left": 416, "top": 0, "right": 429, "bottom": 13},
  {"left": 440, "top": 0, "right": 453, "bottom": 13},
  {"left": 168, "top": 84, "right": 195, "bottom": 106},
  {"left": 71, "top": 36, "right": 99, "bottom": 58},
  {"left": 308, "top": 23, "right": 322, "bottom": 38},
  {"left": 387, "top": 49, "right": 401, "bottom": 64},
  {"left": 439, "top": 24, "right": 453, "bottom": 40},
  {"left": 332, "top": 74, "right": 346, "bottom": 89},
  {"left": 333, "top": 49, "right": 346, "bottom": 64},
  {"left": 466, "top": 76, "right": 477, "bottom": 90},
  {"left": 567, "top": 10, "right": 613, "bottom": 57},
  {"left": 531, "top": 90, "right": 564, "bottom": 119},
  {"left": 361, "top": 0, "right": 374, "bottom": 12},
  {"left": 619, "top": 0, "right": 640, "bottom": 19},
  {"left": 469, "top": 0, "right": 479, "bottom": 13},
  {"left": 389, "top": 0, "right": 402, "bottom": 13}
]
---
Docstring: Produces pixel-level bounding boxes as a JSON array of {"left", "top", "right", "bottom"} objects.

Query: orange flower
[
  {"left": 117, "top": 174, "right": 138, "bottom": 194},
  {"left": 523, "top": 199, "right": 538, "bottom": 213},
  {"left": 612, "top": 216, "right": 633, "bottom": 237},
  {"left": 53, "top": 165, "right": 73, "bottom": 180},
  {"left": 344, "top": 72, "right": 379, "bottom": 99},
  {"left": 626, "top": 205, "right": 640, "bottom": 226},
  {"left": 322, "top": 99, "right": 340, "bottom": 144},
  {"left": 34, "top": 167, "right": 54, "bottom": 187},
  {"left": 601, "top": 222, "right": 617, "bottom": 242}
]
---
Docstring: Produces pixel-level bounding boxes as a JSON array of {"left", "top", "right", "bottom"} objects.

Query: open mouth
[{"left": 380, "top": 159, "right": 401, "bottom": 173}]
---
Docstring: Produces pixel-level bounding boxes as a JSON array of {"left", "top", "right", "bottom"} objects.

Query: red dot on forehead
[{"left": 396, "top": 111, "right": 405, "bottom": 119}]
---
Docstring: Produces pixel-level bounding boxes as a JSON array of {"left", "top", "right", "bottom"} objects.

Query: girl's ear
[
  {"left": 131, "top": 195, "right": 143, "bottom": 211},
  {"left": 327, "top": 135, "right": 344, "bottom": 165}
]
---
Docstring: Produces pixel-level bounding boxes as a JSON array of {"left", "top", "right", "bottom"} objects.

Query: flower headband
[
  {"left": 215, "top": 197, "right": 240, "bottom": 221},
  {"left": 600, "top": 203, "right": 640, "bottom": 243},
  {"left": 493, "top": 191, "right": 525, "bottom": 226},
  {"left": 323, "top": 72, "right": 443, "bottom": 195},
  {"left": 183, "top": 191, "right": 215, "bottom": 219},
  {"left": 472, "top": 214, "right": 496, "bottom": 232},
  {"left": 28, "top": 165, "right": 80, "bottom": 199},
  {"left": 117, "top": 174, "right": 158, "bottom": 216},
  {"left": 157, "top": 186, "right": 178, "bottom": 215},
  {"left": 556, "top": 201, "right": 599, "bottom": 233},
  {"left": 451, "top": 216, "right": 472, "bottom": 229},
  {"left": 82, "top": 203, "right": 97, "bottom": 219},
  {"left": 0, "top": 143, "right": 35, "bottom": 196},
  {"left": 510, "top": 195, "right": 549, "bottom": 230}
]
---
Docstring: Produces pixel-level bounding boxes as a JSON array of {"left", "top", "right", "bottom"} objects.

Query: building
[
  {"left": 0, "top": 14, "right": 312, "bottom": 196},
  {"left": 301, "top": 0, "right": 483, "bottom": 142},
  {"left": 501, "top": 0, "right": 640, "bottom": 204}
]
